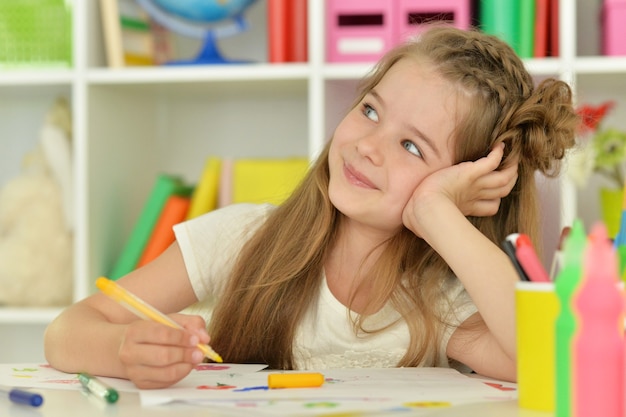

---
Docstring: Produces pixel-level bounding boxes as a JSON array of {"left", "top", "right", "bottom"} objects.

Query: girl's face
[{"left": 328, "top": 58, "right": 464, "bottom": 234}]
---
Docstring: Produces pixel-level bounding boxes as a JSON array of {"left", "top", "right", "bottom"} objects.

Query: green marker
[
  {"left": 78, "top": 372, "right": 119, "bottom": 404},
  {"left": 554, "top": 220, "right": 586, "bottom": 417}
]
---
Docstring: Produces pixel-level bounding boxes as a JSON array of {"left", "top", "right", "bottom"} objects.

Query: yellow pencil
[{"left": 95, "top": 276, "right": 223, "bottom": 363}]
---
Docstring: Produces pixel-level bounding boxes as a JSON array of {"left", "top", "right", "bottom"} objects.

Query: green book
[
  {"left": 109, "top": 173, "right": 188, "bottom": 280},
  {"left": 480, "top": 0, "right": 521, "bottom": 55},
  {"left": 518, "top": 0, "right": 536, "bottom": 58}
]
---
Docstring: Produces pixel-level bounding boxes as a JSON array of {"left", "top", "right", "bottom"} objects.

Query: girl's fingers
[
  {"left": 124, "top": 320, "right": 198, "bottom": 348},
  {"left": 126, "top": 362, "right": 196, "bottom": 389},
  {"left": 470, "top": 199, "right": 503, "bottom": 217},
  {"left": 172, "top": 314, "right": 211, "bottom": 344},
  {"left": 118, "top": 321, "right": 205, "bottom": 366},
  {"left": 120, "top": 337, "right": 203, "bottom": 367}
]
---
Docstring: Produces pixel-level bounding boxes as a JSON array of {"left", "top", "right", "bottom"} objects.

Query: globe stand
[{"left": 165, "top": 26, "right": 249, "bottom": 66}]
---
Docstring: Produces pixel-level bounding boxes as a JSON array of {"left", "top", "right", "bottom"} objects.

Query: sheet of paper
[
  {"left": 0, "top": 363, "right": 268, "bottom": 392},
  {"left": 139, "top": 367, "right": 517, "bottom": 415},
  {"left": 0, "top": 364, "right": 516, "bottom": 415}
]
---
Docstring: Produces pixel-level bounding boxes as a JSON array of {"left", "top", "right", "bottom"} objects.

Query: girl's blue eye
[
  {"left": 402, "top": 140, "right": 422, "bottom": 157},
  {"left": 363, "top": 104, "right": 379, "bottom": 122}
]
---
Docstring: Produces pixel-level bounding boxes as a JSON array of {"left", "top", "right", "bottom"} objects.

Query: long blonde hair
[{"left": 208, "top": 26, "right": 578, "bottom": 368}]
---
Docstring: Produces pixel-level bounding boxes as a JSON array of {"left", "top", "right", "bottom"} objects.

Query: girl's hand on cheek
[
  {"left": 402, "top": 143, "right": 518, "bottom": 236},
  {"left": 117, "top": 314, "right": 210, "bottom": 389},
  {"left": 453, "top": 142, "right": 518, "bottom": 217}
]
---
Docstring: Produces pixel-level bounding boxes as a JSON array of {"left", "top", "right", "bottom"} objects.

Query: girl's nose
[{"left": 356, "top": 133, "right": 384, "bottom": 166}]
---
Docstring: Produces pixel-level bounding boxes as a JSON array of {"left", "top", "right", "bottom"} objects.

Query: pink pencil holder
[
  {"left": 602, "top": 0, "right": 626, "bottom": 56},
  {"left": 326, "top": 0, "right": 397, "bottom": 63}
]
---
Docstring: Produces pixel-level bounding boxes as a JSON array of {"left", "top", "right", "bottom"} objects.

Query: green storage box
[{"left": 0, "top": 0, "right": 72, "bottom": 68}]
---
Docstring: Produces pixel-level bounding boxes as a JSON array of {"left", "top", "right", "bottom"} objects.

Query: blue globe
[
  {"left": 135, "top": 0, "right": 259, "bottom": 64},
  {"left": 151, "top": 0, "right": 257, "bottom": 23}
]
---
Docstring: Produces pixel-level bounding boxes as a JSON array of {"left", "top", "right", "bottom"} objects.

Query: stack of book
[
  {"left": 479, "top": 0, "right": 559, "bottom": 58},
  {"left": 109, "top": 156, "right": 310, "bottom": 279}
]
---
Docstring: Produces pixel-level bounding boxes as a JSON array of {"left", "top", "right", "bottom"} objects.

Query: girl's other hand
[
  {"left": 403, "top": 142, "right": 518, "bottom": 235},
  {"left": 118, "top": 314, "right": 210, "bottom": 389},
  {"left": 449, "top": 142, "right": 518, "bottom": 217}
]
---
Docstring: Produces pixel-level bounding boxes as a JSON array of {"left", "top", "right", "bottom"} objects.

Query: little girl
[{"left": 45, "top": 26, "right": 578, "bottom": 389}]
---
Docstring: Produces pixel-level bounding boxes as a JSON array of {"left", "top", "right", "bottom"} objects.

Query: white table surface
[{"left": 2, "top": 387, "right": 554, "bottom": 417}]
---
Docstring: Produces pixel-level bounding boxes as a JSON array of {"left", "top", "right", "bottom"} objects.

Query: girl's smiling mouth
[{"left": 344, "top": 163, "right": 378, "bottom": 189}]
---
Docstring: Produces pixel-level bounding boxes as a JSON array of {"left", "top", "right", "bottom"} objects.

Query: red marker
[{"left": 515, "top": 234, "right": 551, "bottom": 282}]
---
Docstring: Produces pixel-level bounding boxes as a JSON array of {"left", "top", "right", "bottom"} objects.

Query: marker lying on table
[
  {"left": 95, "top": 277, "right": 223, "bottom": 363},
  {"left": 78, "top": 373, "right": 119, "bottom": 404},
  {"left": 268, "top": 373, "right": 325, "bottom": 388},
  {"left": 233, "top": 373, "right": 325, "bottom": 391},
  {"left": 0, "top": 388, "right": 43, "bottom": 407}
]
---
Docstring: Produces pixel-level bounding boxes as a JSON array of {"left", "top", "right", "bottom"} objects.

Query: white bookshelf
[{"left": 1, "top": 0, "right": 625, "bottom": 362}]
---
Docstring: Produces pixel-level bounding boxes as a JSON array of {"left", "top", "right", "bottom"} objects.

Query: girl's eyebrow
[{"left": 368, "top": 89, "right": 442, "bottom": 160}]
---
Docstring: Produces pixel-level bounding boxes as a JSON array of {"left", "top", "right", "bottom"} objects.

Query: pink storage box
[
  {"left": 326, "top": 0, "right": 397, "bottom": 63},
  {"left": 396, "top": 0, "right": 471, "bottom": 41},
  {"left": 326, "top": 0, "right": 472, "bottom": 63},
  {"left": 603, "top": 0, "right": 626, "bottom": 56}
]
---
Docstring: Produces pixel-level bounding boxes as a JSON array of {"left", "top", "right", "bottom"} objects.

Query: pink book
[
  {"left": 288, "top": 0, "right": 308, "bottom": 62},
  {"left": 218, "top": 158, "right": 233, "bottom": 208},
  {"left": 268, "top": 0, "right": 289, "bottom": 62}
]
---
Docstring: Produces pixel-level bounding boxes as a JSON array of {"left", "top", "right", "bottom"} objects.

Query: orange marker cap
[{"left": 267, "top": 372, "right": 325, "bottom": 389}]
